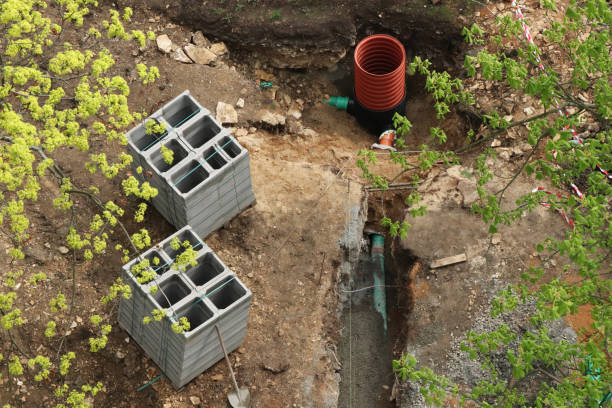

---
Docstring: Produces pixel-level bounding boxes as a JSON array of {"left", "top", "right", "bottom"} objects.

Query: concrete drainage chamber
[{"left": 338, "top": 197, "right": 416, "bottom": 408}]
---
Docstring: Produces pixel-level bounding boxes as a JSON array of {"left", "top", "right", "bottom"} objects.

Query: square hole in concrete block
[
  {"left": 162, "top": 94, "right": 199, "bottom": 128},
  {"left": 170, "top": 160, "right": 209, "bottom": 194},
  {"left": 163, "top": 229, "right": 201, "bottom": 260},
  {"left": 152, "top": 275, "right": 191, "bottom": 308},
  {"left": 177, "top": 301, "right": 214, "bottom": 333},
  {"left": 150, "top": 139, "right": 189, "bottom": 173},
  {"left": 206, "top": 276, "right": 246, "bottom": 310},
  {"left": 202, "top": 146, "right": 227, "bottom": 170},
  {"left": 185, "top": 253, "right": 224, "bottom": 287},
  {"left": 131, "top": 250, "right": 168, "bottom": 278},
  {"left": 130, "top": 119, "right": 166, "bottom": 152},
  {"left": 181, "top": 116, "right": 221, "bottom": 149},
  {"left": 219, "top": 136, "right": 242, "bottom": 158}
]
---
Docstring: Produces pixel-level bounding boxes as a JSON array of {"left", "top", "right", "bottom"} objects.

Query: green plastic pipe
[
  {"left": 325, "top": 96, "right": 349, "bottom": 111},
  {"left": 370, "top": 234, "right": 387, "bottom": 333}
]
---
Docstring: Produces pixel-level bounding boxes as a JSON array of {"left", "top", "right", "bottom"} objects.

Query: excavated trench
[{"left": 337, "top": 193, "right": 417, "bottom": 408}]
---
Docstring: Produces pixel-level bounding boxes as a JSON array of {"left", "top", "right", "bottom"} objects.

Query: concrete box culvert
[{"left": 177, "top": 114, "right": 226, "bottom": 151}]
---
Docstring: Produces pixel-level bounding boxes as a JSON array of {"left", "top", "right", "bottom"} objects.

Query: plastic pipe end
[{"left": 325, "top": 96, "right": 349, "bottom": 111}]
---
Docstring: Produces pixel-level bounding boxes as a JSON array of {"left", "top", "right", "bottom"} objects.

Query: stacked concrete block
[
  {"left": 125, "top": 91, "right": 255, "bottom": 239},
  {"left": 118, "top": 226, "right": 252, "bottom": 389}
]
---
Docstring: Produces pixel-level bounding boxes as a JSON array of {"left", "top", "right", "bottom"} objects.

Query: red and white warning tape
[
  {"left": 507, "top": 0, "right": 611, "bottom": 228},
  {"left": 531, "top": 187, "right": 575, "bottom": 228},
  {"left": 510, "top": 0, "right": 609, "bottom": 181}
]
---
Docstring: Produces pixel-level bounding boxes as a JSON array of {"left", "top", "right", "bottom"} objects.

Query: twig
[
  {"left": 495, "top": 131, "right": 545, "bottom": 204},
  {"left": 317, "top": 253, "right": 326, "bottom": 285}
]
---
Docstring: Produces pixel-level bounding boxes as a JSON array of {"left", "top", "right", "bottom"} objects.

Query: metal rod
[{"left": 215, "top": 325, "right": 242, "bottom": 404}]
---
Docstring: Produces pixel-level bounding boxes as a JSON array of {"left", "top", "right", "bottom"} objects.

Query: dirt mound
[{"left": 125, "top": 0, "right": 475, "bottom": 69}]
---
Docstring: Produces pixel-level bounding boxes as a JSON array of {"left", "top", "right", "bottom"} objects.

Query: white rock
[
  {"left": 287, "top": 108, "right": 302, "bottom": 120},
  {"left": 216, "top": 102, "right": 238, "bottom": 124},
  {"left": 257, "top": 110, "right": 285, "bottom": 127},
  {"left": 234, "top": 128, "right": 248, "bottom": 137},
  {"left": 491, "top": 233, "right": 502, "bottom": 245},
  {"left": 156, "top": 34, "right": 173, "bottom": 54},
  {"left": 210, "top": 42, "right": 228, "bottom": 55},
  {"left": 189, "top": 396, "right": 201, "bottom": 405},
  {"left": 523, "top": 106, "right": 535, "bottom": 115},
  {"left": 498, "top": 149, "right": 512, "bottom": 161},
  {"left": 457, "top": 180, "right": 479, "bottom": 207},
  {"left": 58, "top": 246, "right": 69, "bottom": 254},
  {"left": 172, "top": 48, "right": 192, "bottom": 63},
  {"left": 491, "top": 138, "right": 502, "bottom": 147},
  {"left": 115, "top": 351, "right": 125, "bottom": 359},
  {"left": 235, "top": 98, "right": 245, "bottom": 109},
  {"left": 299, "top": 128, "right": 318, "bottom": 137},
  {"left": 286, "top": 117, "right": 303, "bottom": 134},
  {"left": 184, "top": 44, "right": 217, "bottom": 65}
]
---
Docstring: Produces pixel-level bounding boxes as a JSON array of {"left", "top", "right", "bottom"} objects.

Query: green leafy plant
[
  {"left": 270, "top": 9, "right": 282, "bottom": 20},
  {"left": 358, "top": 0, "right": 611, "bottom": 406},
  {"left": 0, "top": 0, "right": 164, "bottom": 406}
]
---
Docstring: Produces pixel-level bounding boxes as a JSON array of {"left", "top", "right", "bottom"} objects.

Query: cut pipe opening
[{"left": 354, "top": 34, "right": 406, "bottom": 112}]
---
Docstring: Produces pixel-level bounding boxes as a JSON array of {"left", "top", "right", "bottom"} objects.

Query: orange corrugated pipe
[{"left": 354, "top": 34, "right": 406, "bottom": 112}]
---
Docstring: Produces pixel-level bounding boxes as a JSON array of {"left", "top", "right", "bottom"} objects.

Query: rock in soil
[
  {"left": 216, "top": 102, "right": 238, "bottom": 124},
  {"left": 172, "top": 47, "right": 192, "bottom": 63},
  {"left": 156, "top": 34, "right": 173, "bottom": 54},
  {"left": 191, "top": 30, "right": 210, "bottom": 47},
  {"left": 184, "top": 44, "right": 217, "bottom": 65},
  {"left": 257, "top": 110, "right": 285, "bottom": 127},
  {"left": 210, "top": 42, "right": 228, "bottom": 56}
]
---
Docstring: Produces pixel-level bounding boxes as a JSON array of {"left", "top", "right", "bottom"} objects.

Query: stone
[
  {"left": 156, "top": 34, "right": 173, "bottom": 54},
  {"left": 189, "top": 396, "right": 200, "bottom": 405},
  {"left": 234, "top": 128, "right": 248, "bottom": 137},
  {"left": 491, "top": 233, "right": 501, "bottom": 245},
  {"left": 211, "top": 374, "right": 223, "bottom": 381},
  {"left": 523, "top": 106, "right": 535, "bottom": 115},
  {"left": 171, "top": 48, "right": 192, "bottom": 64},
  {"left": 58, "top": 246, "right": 69, "bottom": 255},
  {"left": 498, "top": 149, "right": 512, "bottom": 161},
  {"left": 287, "top": 107, "right": 302, "bottom": 120},
  {"left": 299, "top": 128, "right": 318, "bottom": 137},
  {"left": 235, "top": 97, "right": 245, "bottom": 109},
  {"left": 261, "top": 86, "right": 278, "bottom": 101},
  {"left": 257, "top": 110, "right": 285, "bottom": 127},
  {"left": 491, "top": 138, "right": 502, "bottom": 147},
  {"left": 24, "top": 245, "right": 51, "bottom": 263},
  {"left": 446, "top": 165, "right": 473, "bottom": 182},
  {"left": 457, "top": 180, "right": 479, "bottom": 207},
  {"left": 184, "top": 44, "right": 216, "bottom": 65},
  {"left": 115, "top": 351, "right": 125, "bottom": 360},
  {"left": 191, "top": 31, "right": 210, "bottom": 47},
  {"left": 216, "top": 102, "right": 238, "bottom": 124},
  {"left": 210, "top": 42, "right": 228, "bottom": 56},
  {"left": 286, "top": 117, "right": 303, "bottom": 134}
]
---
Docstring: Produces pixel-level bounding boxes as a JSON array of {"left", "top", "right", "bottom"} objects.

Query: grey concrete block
[
  {"left": 159, "top": 91, "right": 206, "bottom": 130},
  {"left": 176, "top": 113, "right": 228, "bottom": 152}
]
